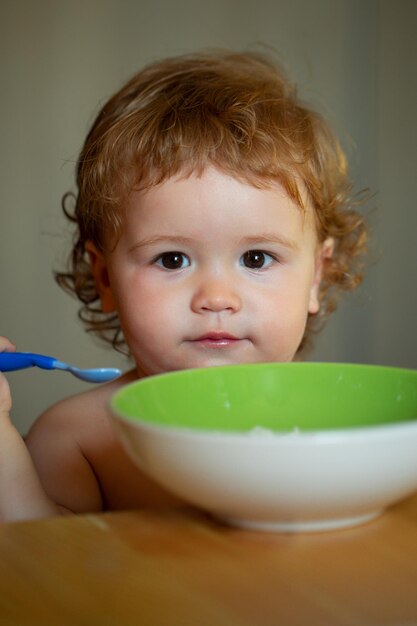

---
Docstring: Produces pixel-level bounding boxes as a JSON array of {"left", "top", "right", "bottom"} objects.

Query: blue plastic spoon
[{"left": 0, "top": 352, "right": 122, "bottom": 383}]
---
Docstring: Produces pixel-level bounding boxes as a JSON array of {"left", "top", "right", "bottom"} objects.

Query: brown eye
[
  {"left": 156, "top": 252, "right": 190, "bottom": 270},
  {"left": 241, "top": 250, "right": 273, "bottom": 269}
]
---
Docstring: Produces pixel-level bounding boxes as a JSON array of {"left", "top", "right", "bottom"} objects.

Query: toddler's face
[{"left": 90, "top": 167, "right": 331, "bottom": 375}]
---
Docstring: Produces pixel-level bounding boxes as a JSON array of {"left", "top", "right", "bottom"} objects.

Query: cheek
[
  {"left": 252, "top": 272, "right": 314, "bottom": 334},
  {"left": 113, "top": 275, "right": 184, "bottom": 344},
  {"left": 257, "top": 268, "right": 314, "bottom": 311},
  {"left": 117, "top": 286, "right": 163, "bottom": 333}
]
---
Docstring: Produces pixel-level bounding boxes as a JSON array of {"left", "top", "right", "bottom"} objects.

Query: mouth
[{"left": 190, "top": 332, "right": 242, "bottom": 348}]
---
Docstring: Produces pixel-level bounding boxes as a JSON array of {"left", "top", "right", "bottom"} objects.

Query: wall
[{"left": 0, "top": 0, "right": 416, "bottom": 433}]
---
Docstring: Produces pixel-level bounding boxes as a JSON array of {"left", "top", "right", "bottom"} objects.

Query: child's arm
[
  {"left": 0, "top": 337, "right": 61, "bottom": 522},
  {"left": 24, "top": 391, "right": 107, "bottom": 515}
]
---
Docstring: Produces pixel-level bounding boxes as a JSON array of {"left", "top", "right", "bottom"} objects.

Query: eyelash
[
  {"left": 240, "top": 250, "right": 276, "bottom": 270},
  {"left": 154, "top": 252, "right": 190, "bottom": 270},
  {"left": 153, "top": 250, "right": 278, "bottom": 271}
]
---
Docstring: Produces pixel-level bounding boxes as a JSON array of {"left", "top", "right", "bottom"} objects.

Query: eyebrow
[
  {"left": 128, "top": 236, "right": 194, "bottom": 252},
  {"left": 128, "top": 233, "right": 299, "bottom": 253},
  {"left": 238, "top": 234, "right": 299, "bottom": 250}
]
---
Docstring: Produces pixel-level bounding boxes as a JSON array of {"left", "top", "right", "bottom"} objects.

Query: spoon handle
[{"left": 0, "top": 352, "right": 55, "bottom": 372}]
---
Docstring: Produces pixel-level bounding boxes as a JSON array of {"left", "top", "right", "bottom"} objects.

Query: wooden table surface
[{"left": 1, "top": 495, "right": 417, "bottom": 626}]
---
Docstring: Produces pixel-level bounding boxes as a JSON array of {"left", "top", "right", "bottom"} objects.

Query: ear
[
  {"left": 85, "top": 241, "right": 117, "bottom": 313},
  {"left": 308, "top": 237, "right": 334, "bottom": 314}
]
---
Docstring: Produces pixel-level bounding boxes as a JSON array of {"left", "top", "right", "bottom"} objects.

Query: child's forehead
[
  {"left": 119, "top": 166, "right": 318, "bottom": 241},
  {"left": 128, "top": 166, "right": 311, "bottom": 210}
]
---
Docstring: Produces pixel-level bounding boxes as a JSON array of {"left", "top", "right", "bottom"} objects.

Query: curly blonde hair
[{"left": 56, "top": 50, "right": 367, "bottom": 355}]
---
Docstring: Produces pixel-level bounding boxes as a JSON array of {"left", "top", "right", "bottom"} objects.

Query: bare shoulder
[
  {"left": 27, "top": 370, "right": 136, "bottom": 455},
  {"left": 25, "top": 371, "right": 135, "bottom": 512},
  {"left": 26, "top": 370, "right": 184, "bottom": 513}
]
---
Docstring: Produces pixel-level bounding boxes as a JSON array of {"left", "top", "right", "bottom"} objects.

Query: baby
[{"left": 0, "top": 50, "right": 367, "bottom": 522}]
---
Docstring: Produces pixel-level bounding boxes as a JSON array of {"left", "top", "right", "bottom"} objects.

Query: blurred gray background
[{"left": 1, "top": 0, "right": 416, "bottom": 434}]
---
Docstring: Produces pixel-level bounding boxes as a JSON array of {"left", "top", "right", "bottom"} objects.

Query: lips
[{"left": 191, "top": 332, "right": 241, "bottom": 347}]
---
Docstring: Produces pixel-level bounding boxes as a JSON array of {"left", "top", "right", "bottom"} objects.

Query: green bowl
[{"left": 111, "top": 362, "right": 417, "bottom": 532}]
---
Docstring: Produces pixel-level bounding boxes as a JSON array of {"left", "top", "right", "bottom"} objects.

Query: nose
[{"left": 190, "top": 274, "right": 242, "bottom": 314}]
